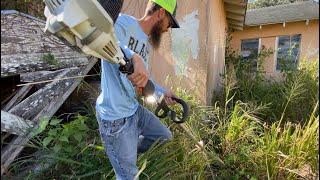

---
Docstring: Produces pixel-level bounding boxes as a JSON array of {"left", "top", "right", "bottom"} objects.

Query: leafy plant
[
  {"left": 8, "top": 49, "right": 319, "bottom": 179},
  {"left": 9, "top": 82, "right": 319, "bottom": 179},
  {"left": 9, "top": 113, "right": 113, "bottom": 179},
  {"left": 42, "top": 53, "right": 60, "bottom": 68},
  {"left": 222, "top": 32, "right": 319, "bottom": 124}
]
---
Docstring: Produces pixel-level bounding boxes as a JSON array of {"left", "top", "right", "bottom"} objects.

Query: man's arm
[
  {"left": 115, "top": 14, "right": 149, "bottom": 88},
  {"left": 151, "top": 79, "right": 177, "bottom": 105}
]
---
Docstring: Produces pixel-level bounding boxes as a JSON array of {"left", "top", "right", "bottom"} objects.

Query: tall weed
[
  {"left": 222, "top": 33, "right": 319, "bottom": 124},
  {"left": 8, "top": 52, "right": 319, "bottom": 179}
]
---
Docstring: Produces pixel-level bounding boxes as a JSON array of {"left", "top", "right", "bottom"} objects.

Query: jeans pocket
[{"left": 104, "top": 118, "right": 128, "bottom": 136}]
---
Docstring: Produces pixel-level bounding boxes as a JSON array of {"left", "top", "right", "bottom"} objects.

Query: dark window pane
[
  {"left": 292, "top": 34, "right": 301, "bottom": 45},
  {"left": 291, "top": 34, "right": 301, "bottom": 64},
  {"left": 276, "top": 34, "right": 301, "bottom": 71},
  {"left": 278, "top": 36, "right": 290, "bottom": 47},
  {"left": 241, "top": 38, "right": 259, "bottom": 71}
]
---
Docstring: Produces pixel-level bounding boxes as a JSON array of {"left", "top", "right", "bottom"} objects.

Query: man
[{"left": 96, "top": 0, "right": 180, "bottom": 179}]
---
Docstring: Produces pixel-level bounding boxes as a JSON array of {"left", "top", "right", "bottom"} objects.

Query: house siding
[
  {"left": 231, "top": 19, "right": 319, "bottom": 77},
  {"left": 122, "top": 0, "right": 227, "bottom": 104}
]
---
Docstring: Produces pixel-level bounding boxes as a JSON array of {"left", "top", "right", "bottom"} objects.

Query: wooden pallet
[{"left": 1, "top": 57, "right": 98, "bottom": 175}]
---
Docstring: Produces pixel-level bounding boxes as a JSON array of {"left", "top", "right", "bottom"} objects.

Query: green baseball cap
[{"left": 151, "top": 0, "right": 180, "bottom": 28}]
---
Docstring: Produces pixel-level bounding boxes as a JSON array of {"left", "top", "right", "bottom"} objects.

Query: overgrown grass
[
  {"left": 221, "top": 37, "right": 319, "bottom": 124},
  {"left": 8, "top": 58, "right": 319, "bottom": 179}
]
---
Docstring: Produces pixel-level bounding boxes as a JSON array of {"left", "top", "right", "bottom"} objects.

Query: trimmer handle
[
  {"left": 155, "top": 99, "right": 171, "bottom": 119},
  {"left": 118, "top": 50, "right": 135, "bottom": 75},
  {"left": 119, "top": 59, "right": 134, "bottom": 74},
  {"left": 155, "top": 97, "right": 189, "bottom": 124},
  {"left": 118, "top": 54, "right": 155, "bottom": 97}
]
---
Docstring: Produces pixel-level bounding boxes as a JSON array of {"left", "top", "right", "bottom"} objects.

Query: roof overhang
[
  {"left": 246, "top": 18, "right": 319, "bottom": 27},
  {"left": 224, "top": 0, "right": 248, "bottom": 31}
]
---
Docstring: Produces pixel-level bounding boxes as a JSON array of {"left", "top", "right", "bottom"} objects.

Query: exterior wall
[
  {"left": 230, "top": 20, "right": 319, "bottom": 77},
  {"left": 122, "top": 0, "right": 227, "bottom": 104}
]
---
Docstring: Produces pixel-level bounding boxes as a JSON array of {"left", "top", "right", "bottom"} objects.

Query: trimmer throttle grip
[
  {"left": 118, "top": 51, "right": 154, "bottom": 97},
  {"left": 118, "top": 48, "right": 134, "bottom": 75},
  {"left": 119, "top": 60, "right": 134, "bottom": 75}
]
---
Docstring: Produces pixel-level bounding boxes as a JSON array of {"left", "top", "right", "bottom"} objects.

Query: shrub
[
  {"left": 9, "top": 85, "right": 319, "bottom": 179},
  {"left": 8, "top": 44, "right": 319, "bottom": 179},
  {"left": 220, "top": 33, "right": 319, "bottom": 124}
]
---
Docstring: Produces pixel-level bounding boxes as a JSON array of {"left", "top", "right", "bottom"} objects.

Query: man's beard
[{"left": 149, "top": 19, "right": 164, "bottom": 49}]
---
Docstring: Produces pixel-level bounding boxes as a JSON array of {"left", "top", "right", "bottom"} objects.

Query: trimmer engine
[{"left": 43, "top": 0, "right": 126, "bottom": 65}]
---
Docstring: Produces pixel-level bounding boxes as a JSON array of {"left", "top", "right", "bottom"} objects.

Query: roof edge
[
  {"left": 225, "top": 0, "right": 248, "bottom": 31},
  {"left": 245, "top": 18, "right": 319, "bottom": 27}
]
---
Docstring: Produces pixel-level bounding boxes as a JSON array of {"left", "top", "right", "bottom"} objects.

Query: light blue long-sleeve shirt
[{"left": 96, "top": 14, "right": 166, "bottom": 121}]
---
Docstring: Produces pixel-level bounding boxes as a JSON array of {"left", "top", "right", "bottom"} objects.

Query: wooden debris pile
[{"left": 1, "top": 10, "right": 99, "bottom": 176}]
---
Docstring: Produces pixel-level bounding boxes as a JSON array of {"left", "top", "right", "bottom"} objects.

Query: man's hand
[
  {"left": 128, "top": 54, "right": 149, "bottom": 88},
  {"left": 164, "top": 90, "right": 177, "bottom": 105}
]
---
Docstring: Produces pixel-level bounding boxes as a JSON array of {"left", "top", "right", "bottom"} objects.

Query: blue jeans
[{"left": 96, "top": 105, "right": 172, "bottom": 180}]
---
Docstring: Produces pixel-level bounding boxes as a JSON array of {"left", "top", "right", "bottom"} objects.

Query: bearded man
[{"left": 95, "top": 0, "right": 180, "bottom": 179}]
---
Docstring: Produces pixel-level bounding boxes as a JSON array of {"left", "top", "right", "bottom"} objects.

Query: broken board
[{"left": 1, "top": 57, "right": 98, "bottom": 175}]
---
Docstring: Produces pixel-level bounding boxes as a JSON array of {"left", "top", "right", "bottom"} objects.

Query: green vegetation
[
  {"left": 223, "top": 34, "right": 319, "bottom": 124},
  {"left": 42, "top": 53, "right": 60, "bottom": 68},
  {"left": 1, "top": 0, "right": 45, "bottom": 19},
  {"left": 8, "top": 34, "right": 319, "bottom": 180},
  {"left": 248, "top": 0, "right": 309, "bottom": 9},
  {"left": 2, "top": 0, "right": 318, "bottom": 178},
  {"left": 9, "top": 54, "right": 319, "bottom": 178}
]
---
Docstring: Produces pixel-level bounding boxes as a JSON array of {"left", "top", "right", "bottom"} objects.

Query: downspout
[{"left": 205, "top": 0, "right": 211, "bottom": 105}]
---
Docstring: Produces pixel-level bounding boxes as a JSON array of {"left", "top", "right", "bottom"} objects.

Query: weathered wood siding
[
  {"left": 1, "top": 10, "right": 90, "bottom": 77},
  {"left": 1, "top": 111, "right": 34, "bottom": 136}
]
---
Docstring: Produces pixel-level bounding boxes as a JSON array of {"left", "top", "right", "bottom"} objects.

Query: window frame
[
  {"left": 240, "top": 37, "right": 261, "bottom": 71},
  {"left": 275, "top": 34, "right": 302, "bottom": 72}
]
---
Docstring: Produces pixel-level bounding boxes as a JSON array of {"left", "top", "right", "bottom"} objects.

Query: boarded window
[
  {"left": 241, "top": 38, "right": 259, "bottom": 71},
  {"left": 276, "top": 34, "right": 301, "bottom": 71}
]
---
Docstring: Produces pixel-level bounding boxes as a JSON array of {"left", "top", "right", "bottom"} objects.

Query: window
[
  {"left": 276, "top": 34, "right": 301, "bottom": 71},
  {"left": 241, "top": 38, "right": 260, "bottom": 71}
]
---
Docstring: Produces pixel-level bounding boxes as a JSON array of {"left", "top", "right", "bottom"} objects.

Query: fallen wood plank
[
  {"left": 20, "top": 69, "right": 67, "bottom": 83},
  {"left": 1, "top": 11, "right": 90, "bottom": 77},
  {"left": 8, "top": 68, "right": 74, "bottom": 120},
  {"left": 1, "top": 57, "right": 98, "bottom": 175},
  {"left": 2, "top": 85, "right": 34, "bottom": 112},
  {"left": 17, "top": 74, "right": 100, "bottom": 87},
  {"left": 1, "top": 111, "right": 34, "bottom": 136}
]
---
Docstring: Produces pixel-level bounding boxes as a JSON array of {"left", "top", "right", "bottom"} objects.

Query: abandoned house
[
  {"left": 231, "top": 0, "right": 319, "bottom": 77},
  {"left": 121, "top": 0, "right": 247, "bottom": 104},
  {"left": 1, "top": 0, "right": 249, "bottom": 176}
]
